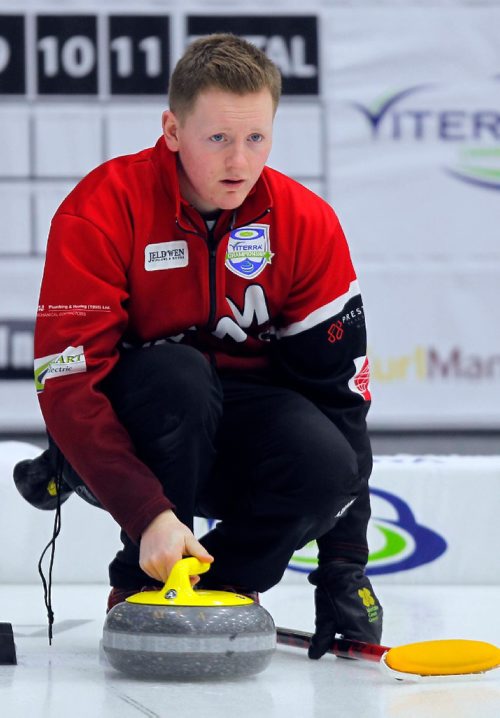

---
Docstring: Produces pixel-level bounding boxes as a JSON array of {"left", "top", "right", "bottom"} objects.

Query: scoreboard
[{"left": 1, "top": 13, "right": 319, "bottom": 97}]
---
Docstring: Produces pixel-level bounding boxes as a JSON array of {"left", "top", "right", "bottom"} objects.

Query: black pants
[{"left": 57, "top": 343, "right": 369, "bottom": 592}]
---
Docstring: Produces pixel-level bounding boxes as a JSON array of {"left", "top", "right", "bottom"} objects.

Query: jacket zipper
[
  {"left": 177, "top": 207, "right": 272, "bottom": 332},
  {"left": 207, "top": 208, "right": 271, "bottom": 329},
  {"left": 207, "top": 223, "right": 217, "bottom": 329}
]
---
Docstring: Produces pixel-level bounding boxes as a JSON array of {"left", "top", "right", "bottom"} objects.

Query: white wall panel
[
  {"left": 0, "top": 258, "right": 43, "bottom": 318},
  {"left": 34, "top": 182, "right": 73, "bottom": 253},
  {"left": 268, "top": 103, "right": 324, "bottom": 177},
  {"left": 0, "top": 110, "right": 30, "bottom": 177},
  {"left": 104, "top": 106, "right": 164, "bottom": 159},
  {"left": 0, "top": 185, "right": 31, "bottom": 254},
  {"left": 33, "top": 108, "right": 103, "bottom": 177}
]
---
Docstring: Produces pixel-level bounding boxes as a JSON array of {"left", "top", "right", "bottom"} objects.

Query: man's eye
[
  {"left": 249, "top": 134, "right": 263, "bottom": 142},
  {"left": 210, "top": 134, "right": 225, "bottom": 142}
]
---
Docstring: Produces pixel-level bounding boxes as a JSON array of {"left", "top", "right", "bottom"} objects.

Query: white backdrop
[
  {"left": 1, "top": 0, "right": 500, "bottom": 430},
  {"left": 3, "top": 442, "right": 499, "bottom": 585}
]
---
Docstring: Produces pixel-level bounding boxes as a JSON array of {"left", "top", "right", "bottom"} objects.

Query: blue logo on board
[{"left": 288, "top": 487, "right": 447, "bottom": 575}]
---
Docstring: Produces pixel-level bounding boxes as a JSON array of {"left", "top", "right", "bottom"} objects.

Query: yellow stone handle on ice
[{"left": 126, "top": 557, "right": 254, "bottom": 607}]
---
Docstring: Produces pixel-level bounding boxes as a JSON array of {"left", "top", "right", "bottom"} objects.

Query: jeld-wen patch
[{"left": 145, "top": 241, "right": 188, "bottom": 271}]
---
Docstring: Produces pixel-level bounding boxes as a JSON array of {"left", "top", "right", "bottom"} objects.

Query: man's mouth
[{"left": 221, "top": 179, "right": 244, "bottom": 186}]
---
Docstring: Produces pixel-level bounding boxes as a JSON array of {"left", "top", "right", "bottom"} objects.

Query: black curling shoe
[{"left": 13, "top": 449, "right": 74, "bottom": 510}]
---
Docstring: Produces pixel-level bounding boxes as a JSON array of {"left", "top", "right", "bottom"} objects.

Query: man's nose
[{"left": 225, "top": 141, "right": 247, "bottom": 170}]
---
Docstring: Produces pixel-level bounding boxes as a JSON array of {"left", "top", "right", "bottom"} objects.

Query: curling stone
[{"left": 102, "top": 557, "right": 276, "bottom": 680}]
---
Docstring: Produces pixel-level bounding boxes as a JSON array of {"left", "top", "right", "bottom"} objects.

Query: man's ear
[{"left": 162, "top": 110, "right": 180, "bottom": 152}]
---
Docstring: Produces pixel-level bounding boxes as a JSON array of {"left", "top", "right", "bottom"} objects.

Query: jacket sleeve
[
  {"left": 35, "top": 208, "right": 173, "bottom": 542},
  {"left": 273, "top": 204, "right": 372, "bottom": 563}
]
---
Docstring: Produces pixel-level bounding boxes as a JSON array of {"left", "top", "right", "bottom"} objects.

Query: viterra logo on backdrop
[
  {"left": 351, "top": 80, "right": 500, "bottom": 190},
  {"left": 288, "top": 487, "right": 447, "bottom": 575}
]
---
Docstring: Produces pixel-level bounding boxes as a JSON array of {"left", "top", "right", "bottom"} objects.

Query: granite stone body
[{"left": 102, "top": 601, "right": 276, "bottom": 680}]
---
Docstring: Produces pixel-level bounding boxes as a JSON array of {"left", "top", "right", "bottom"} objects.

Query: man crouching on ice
[{"left": 15, "top": 33, "right": 382, "bottom": 658}]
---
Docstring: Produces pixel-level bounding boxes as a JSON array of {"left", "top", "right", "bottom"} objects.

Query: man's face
[{"left": 162, "top": 87, "right": 274, "bottom": 214}]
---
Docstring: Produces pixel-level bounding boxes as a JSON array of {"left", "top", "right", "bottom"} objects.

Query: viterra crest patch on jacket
[
  {"left": 144, "top": 241, "right": 188, "bottom": 271},
  {"left": 34, "top": 345, "right": 87, "bottom": 393},
  {"left": 225, "top": 225, "right": 273, "bottom": 279}
]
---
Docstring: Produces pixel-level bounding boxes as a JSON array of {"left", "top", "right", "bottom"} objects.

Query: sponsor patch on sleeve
[
  {"left": 348, "top": 355, "right": 371, "bottom": 401},
  {"left": 34, "top": 345, "right": 87, "bottom": 393}
]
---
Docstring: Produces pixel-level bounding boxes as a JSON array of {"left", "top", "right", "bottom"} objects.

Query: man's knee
[
  {"left": 293, "top": 430, "right": 360, "bottom": 515},
  {"left": 103, "top": 344, "right": 222, "bottom": 436}
]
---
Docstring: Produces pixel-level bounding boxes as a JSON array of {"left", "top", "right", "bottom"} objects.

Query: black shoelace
[{"left": 37, "top": 453, "right": 64, "bottom": 645}]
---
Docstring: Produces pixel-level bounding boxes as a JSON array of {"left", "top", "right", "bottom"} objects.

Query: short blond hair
[{"left": 169, "top": 33, "right": 282, "bottom": 121}]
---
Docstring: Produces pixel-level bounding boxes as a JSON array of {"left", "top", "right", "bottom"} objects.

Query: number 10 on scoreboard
[{"left": 0, "top": 14, "right": 170, "bottom": 96}]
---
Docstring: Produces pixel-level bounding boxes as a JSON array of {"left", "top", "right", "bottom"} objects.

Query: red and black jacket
[{"left": 35, "top": 137, "right": 372, "bottom": 543}]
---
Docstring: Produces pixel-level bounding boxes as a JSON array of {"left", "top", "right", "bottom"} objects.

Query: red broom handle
[{"left": 276, "top": 627, "right": 390, "bottom": 663}]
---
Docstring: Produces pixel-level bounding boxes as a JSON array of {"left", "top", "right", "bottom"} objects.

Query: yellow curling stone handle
[{"left": 126, "top": 557, "right": 254, "bottom": 607}]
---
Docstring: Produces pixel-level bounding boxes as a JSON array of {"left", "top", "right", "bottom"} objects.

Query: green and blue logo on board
[{"left": 289, "top": 487, "right": 448, "bottom": 575}]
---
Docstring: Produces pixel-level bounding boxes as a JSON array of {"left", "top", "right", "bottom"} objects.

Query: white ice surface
[
  {"left": 1, "top": 582, "right": 500, "bottom": 718},
  {"left": 2, "top": 441, "right": 500, "bottom": 715}
]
